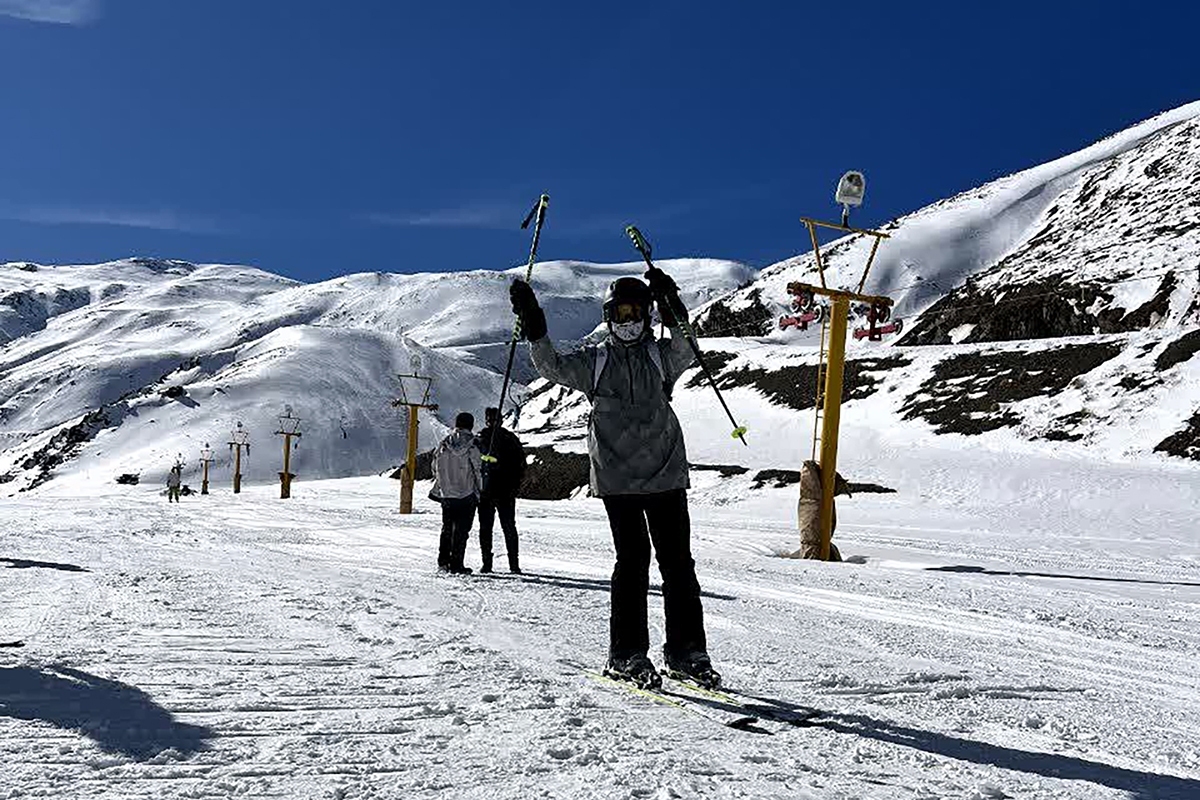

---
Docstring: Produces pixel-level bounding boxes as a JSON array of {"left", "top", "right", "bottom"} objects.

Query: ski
[
  {"left": 663, "top": 674, "right": 822, "bottom": 727},
  {"left": 590, "top": 671, "right": 767, "bottom": 732},
  {"left": 560, "top": 659, "right": 767, "bottom": 732},
  {"left": 0, "top": 640, "right": 24, "bottom": 648}
]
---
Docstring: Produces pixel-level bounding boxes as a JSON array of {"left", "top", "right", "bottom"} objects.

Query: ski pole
[
  {"left": 484, "top": 194, "right": 550, "bottom": 465},
  {"left": 625, "top": 225, "right": 748, "bottom": 446}
]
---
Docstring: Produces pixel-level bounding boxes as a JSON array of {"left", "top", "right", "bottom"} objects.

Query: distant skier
[
  {"left": 166, "top": 465, "right": 182, "bottom": 503},
  {"left": 476, "top": 407, "right": 526, "bottom": 574},
  {"left": 509, "top": 269, "right": 720, "bottom": 689},
  {"left": 431, "top": 412, "right": 483, "bottom": 575}
]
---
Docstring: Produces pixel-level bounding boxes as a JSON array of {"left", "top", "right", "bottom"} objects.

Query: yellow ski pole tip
[{"left": 731, "top": 426, "right": 748, "bottom": 440}]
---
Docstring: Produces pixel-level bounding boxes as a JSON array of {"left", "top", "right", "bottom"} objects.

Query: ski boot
[
  {"left": 604, "top": 653, "right": 662, "bottom": 690},
  {"left": 664, "top": 649, "right": 722, "bottom": 689}
]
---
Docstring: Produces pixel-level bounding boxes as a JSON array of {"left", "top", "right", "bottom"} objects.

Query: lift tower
[{"left": 788, "top": 171, "right": 899, "bottom": 560}]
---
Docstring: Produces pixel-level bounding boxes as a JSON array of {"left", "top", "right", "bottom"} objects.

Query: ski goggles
[{"left": 611, "top": 302, "right": 645, "bottom": 323}]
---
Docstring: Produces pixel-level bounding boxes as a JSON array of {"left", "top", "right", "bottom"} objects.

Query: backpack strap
[
  {"left": 645, "top": 340, "right": 667, "bottom": 399},
  {"left": 591, "top": 342, "right": 609, "bottom": 399}
]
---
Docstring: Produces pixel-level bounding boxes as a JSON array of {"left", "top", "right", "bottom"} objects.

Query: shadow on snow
[
  {"left": 679, "top": 688, "right": 1199, "bottom": 798},
  {"left": 928, "top": 564, "right": 1200, "bottom": 588},
  {"left": 0, "top": 664, "right": 213, "bottom": 760},
  {"left": 1, "top": 557, "right": 89, "bottom": 573},
  {"left": 814, "top": 711, "right": 1200, "bottom": 800},
  {"left": 478, "top": 570, "right": 738, "bottom": 602}
]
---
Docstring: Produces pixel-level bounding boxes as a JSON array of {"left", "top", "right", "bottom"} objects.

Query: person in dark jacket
[
  {"left": 431, "top": 412, "right": 483, "bottom": 575},
  {"left": 509, "top": 268, "right": 720, "bottom": 690},
  {"left": 476, "top": 407, "right": 526, "bottom": 574}
]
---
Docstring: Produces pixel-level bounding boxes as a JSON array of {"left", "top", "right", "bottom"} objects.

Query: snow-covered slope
[
  {"left": 0, "top": 257, "right": 754, "bottom": 493},
  {"left": 679, "top": 101, "right": 1200, "bottom": 467},
  {"left": 699, "top": 100, "right": 1200, "bottom": 343}
]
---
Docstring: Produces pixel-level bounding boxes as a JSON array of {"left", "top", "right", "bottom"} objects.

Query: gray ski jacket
[
  {"left": 530, "top": 326, "right": 695, "bottom": 497},
  {"left": 431, "top": 429, "right": 483, "bottom": 501}
]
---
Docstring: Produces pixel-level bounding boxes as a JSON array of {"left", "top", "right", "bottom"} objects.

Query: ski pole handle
[
  {"left": 522, "top": 194, "right": 550, "bottom": 282},
  {"left": 626, "top": 225, "right": 653, "bottom": 265}
]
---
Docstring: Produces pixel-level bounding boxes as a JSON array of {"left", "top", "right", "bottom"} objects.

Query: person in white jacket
[
  {"left": 431, "top": 412, "right": 483, "bottom": 574},
  {"left": 166, "top": 466, "right": 182, "bottom": 503}
]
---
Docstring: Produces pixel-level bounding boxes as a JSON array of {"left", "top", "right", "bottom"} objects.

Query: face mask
[{"left": 610, "top": 320, "right": 645, "bottom": 343}]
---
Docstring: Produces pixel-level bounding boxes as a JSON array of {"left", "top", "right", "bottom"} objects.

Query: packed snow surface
[{"left": 3, "top": 442, "right": 1199, "bottom": 799}]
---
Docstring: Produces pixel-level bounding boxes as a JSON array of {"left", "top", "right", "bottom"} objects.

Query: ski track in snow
[{"left": 3, "top": 469, "right": 1200, "bottom": 800}]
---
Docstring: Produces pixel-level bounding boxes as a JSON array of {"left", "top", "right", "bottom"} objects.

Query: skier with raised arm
[{"left": 508, "top": 268, "right": 720, "bottom": 689}]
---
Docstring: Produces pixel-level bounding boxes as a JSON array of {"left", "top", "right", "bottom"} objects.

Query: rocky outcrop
[
  {"left": 901, "top": 342, "right": 1122, "bottom": 435},
  {"left": 712, "top": 356, "right": 910, "bottom": 411}
]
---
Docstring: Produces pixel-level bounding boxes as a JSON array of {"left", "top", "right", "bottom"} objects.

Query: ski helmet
[{"left": 602, "top": 277, "right": 653, "bottom": 323}]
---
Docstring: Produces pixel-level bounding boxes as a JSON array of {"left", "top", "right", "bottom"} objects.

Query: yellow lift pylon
[
  {"left": 791, "top": 215, "right": 893, "bottom": 561},
  {"left": 392, "top": 372, "right": 437, "bottom": 514}
]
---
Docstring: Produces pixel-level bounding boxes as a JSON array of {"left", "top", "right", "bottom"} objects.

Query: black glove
[
  {"left": 644, "top": 266, "right": 681, "bottom": 327},
  {"left": 509, "top": 279, "right": 548, "bottom": 341}
]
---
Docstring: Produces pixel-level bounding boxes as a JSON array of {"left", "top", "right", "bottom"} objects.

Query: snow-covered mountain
[
  {"left": 0, "top": 257, "right": 754, "bottom": 494},
  {"left": 5, "top": 101, "right": 1200, "bottom": 496},
  {"left": 698, "top": 101, "right": 1200, "bottom": 344},
  {"left": 673, "top": 100, "right": 1200, "bottom": 469}
]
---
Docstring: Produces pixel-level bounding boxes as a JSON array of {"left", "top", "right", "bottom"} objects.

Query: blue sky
[{"left": 1, "top": 0, "right": 1197, "bottom": 282}]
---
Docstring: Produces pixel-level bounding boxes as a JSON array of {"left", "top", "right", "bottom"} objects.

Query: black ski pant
[
  {"left": 602, "top": 489, "right": 706, "bottom": 661},
  {"left": 438, "top": 496, "right": 478, "bottom": 571},
  {"left": 478, "top": 493, "right": 519, "bottom": 571}
]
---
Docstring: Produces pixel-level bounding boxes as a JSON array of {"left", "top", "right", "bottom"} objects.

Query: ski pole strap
[
  {"left": 521, "top": 194, "right": 550, "bottom": 282},
  {"left": 522, "top": 194, "right": 549, "bottom": 230}
]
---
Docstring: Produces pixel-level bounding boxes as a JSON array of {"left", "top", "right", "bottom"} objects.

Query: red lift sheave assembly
[
  {"left": 779, "top": 287, "right": 825, "bottom": 332},
  {"left": 852, "top": 302, "right": 903, "bottom": 341}
]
